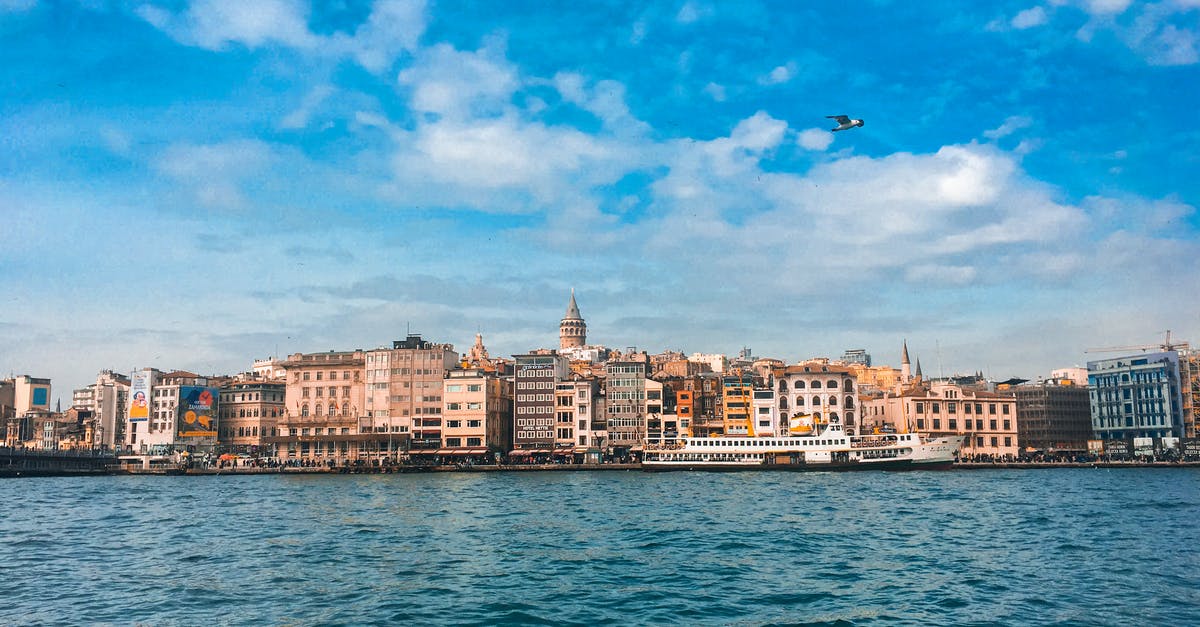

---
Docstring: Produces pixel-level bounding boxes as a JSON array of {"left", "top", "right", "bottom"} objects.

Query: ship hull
[{"left": 641, "top": 458, "right": 954, "bottom": 472}]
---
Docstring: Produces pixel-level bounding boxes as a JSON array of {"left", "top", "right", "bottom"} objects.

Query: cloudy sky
[{"left": 2, "top": 0, "right": 1198, "bottom": 401}]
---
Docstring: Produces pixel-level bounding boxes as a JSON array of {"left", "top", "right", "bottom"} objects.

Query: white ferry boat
[{"left": 641, "top": 421, "right": 963, "bottom": 472}]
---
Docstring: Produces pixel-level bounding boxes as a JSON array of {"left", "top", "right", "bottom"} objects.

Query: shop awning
[
  {"left": 437, "top": 448, "right": 491, "bottom": 455},
  {"left": 509, "top": 449, "right": 551, "bottom": 455}
]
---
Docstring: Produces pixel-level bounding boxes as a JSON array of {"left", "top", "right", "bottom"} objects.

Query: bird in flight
[{"left": 826, "top": 115, "right": 864, "bottom": 132}]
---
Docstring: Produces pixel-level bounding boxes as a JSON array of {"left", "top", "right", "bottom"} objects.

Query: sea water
[{"left": 2, "top": 469, "right": 1197, "bottom": 625}]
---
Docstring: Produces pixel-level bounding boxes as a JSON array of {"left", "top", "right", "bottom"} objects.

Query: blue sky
[{"left": 2, "top": 0, "right": 1198, "bottom": 400}]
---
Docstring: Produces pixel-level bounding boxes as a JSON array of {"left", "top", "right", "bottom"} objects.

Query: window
[
  {"left": 965, "top": 403, "right": 972, "bottom": 414},
  {"left": 948, "top": 419, "right": 957, "bottom": 429},
  {"left": 1004, "top": 437, "right": 1012, "bottom": 447},
  {"left": 932, "top": 419, "right": 941, "bottom": 430},
  {"left": 447, "top": 384, "right": 463, "bottom": 393},
  {"left": 990, "top": 436, "right": 998, "bottom": 447},
  {"left": 468, "top": 384, "right": 482, "bottom": 392},
  {"left": 1002, "top": 405, "right": 1010, "bottom": 415},
  {"left": 931, "top": 403, "right": 940, "bottom": 414},
  {"left": 948, "top": 402, "right": 956, "bottom": 414},
  {"left": 316, "top": 371, "right": 323, "bottom": 381},
  {"left": 301, "top": 404, "right": 309, "bottom": 417},
  {"left": 916, "top": 402, "right": 924, "bottom": 413},
  {"left": 989, "top": 404, "right": 996, "bottom": 414}
]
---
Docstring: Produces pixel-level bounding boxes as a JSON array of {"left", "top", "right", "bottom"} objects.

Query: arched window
[
  {"left": 301, "top": 404, "right": 309, "bottom": 417},
  {"left": 794, "top": 380, "right": 806, "bottom": 389},
  {"left": 845, "top": 411, "right": 855, "bottom": 423},
  {"left": 813, "top": 412, "right": 822, "bottom": 421},
  {"left": 315, "top": 404, "right": 322, "bottom": 417},
  {"left": 811, "top": 380, "right": 822, "bottom": 389},
  {"left": 826, "top": 380, "right": 839, "bottom": 389},
  {"left": 778, "top": 380, "right": 789, "bottom": 392},
  {"left": 845, "top": 380, "right": 855, "bottom": 392},
  {"left": 779, "top": 398, "right": 789, "bottom": 410},
  {"left": 828, "top": 396, "right": 838, "bottom": 406},
  {"left": 829, "top": 412, "right": 839, "bottom": 423},
  {"left": 327, "top": 404, "right": 335, "bottom": 417},
  {"left": 845, "top": 396, "right": 855, "bottom": 409},
  {"left": 795, "top": 395, "right": 805, "bottom": 407},
  {"left": 342, "top": 402, "right": 350, "bottom": 415}
]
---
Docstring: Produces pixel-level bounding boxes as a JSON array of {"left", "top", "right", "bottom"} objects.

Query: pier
[{"left": 0, "top": 447, "right": 117, "bottom": 477}]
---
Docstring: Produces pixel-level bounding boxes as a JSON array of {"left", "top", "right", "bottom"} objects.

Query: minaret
[
  {"left": 559, "top": 289, "right": 587, "bottom": 350},
  {"left": 915, "top": 358, "right": 924, "bottom": 381},
  {"left": 900, "top": 340, "right": 911, "bottom": 383}
]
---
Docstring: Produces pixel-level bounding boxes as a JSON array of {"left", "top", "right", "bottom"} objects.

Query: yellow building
[{"left": 721, "top": 372, "right": 755, "bottom": 436}]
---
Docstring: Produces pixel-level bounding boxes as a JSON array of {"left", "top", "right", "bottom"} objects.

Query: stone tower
[
  {"left": 559, "top": 289, "right": 587, "bottom": 350},
  {"left": 900, "top": 340, "right": 911, "bottom": 383}
]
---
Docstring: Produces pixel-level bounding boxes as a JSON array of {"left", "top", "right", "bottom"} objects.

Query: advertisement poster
[
  {"left": 176, "top": 386, "right": 218, "bottom": 438},
  {"left": 129, "top": 371, "right": 150, "bottom": 421}
]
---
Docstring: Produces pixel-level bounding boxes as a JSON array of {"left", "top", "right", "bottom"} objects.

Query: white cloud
[
  {"left": 156, "top": 140, "right": 275, "bottom": 209},
  {"left": 280, "top": 85, "right": 336, "bottom": 130},
  {"left": 797, "top": 128, "right": 834, "bottom": 151},
  {"left": 99, "top": 126, "right": 132, "bottom": 156},
  {"left": 676, "top": 1, "right": 712, "bottom": 24},
  {"left": 758, "top": 63, "right": 795, "bottom": 85},
  {"left": 136, "top": 0, "right": 317, "bottom": 51},
  {"left": 0, "top": 0, "right": 36, "bottom": 12},
  {"left": 1012, "top": 6, "right": 1049, "bottom": 29},
  {"left": 983, "top": 115, "right": 1034, "bottom": 140},
  {"left": 1070, "top": 0, "right": 1199, "bottom": 65},
  {"left": 554, "top": 73, "right": 650, "bottom": 136},
  {"left": 1080, "top": 0, "right": 1131, "bottom": 15},
  {"left": 704, "top": 82, "right": 726, "bottom": 102},
  {"left": 398, "top": 42, "right": 518, "bottom": 118},
  {"left": 333, "top": 0, "right": 426, "bottom": 72},
  {"left": 136, "top": 0, "right": 428, "bottom": 72}
]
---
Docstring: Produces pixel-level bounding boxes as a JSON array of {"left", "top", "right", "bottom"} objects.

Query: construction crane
[{"left": 1085, "top": 330, "right": 1190, "bottom": 353}]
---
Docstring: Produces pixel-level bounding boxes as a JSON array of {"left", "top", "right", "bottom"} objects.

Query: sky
[{"left": 2, "top": 0, "right": 1199, "bottom": 402}]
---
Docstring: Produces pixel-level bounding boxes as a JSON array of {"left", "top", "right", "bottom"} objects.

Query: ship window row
[{"left": 691, "top": 439, "right": 848, "bottom": 447}]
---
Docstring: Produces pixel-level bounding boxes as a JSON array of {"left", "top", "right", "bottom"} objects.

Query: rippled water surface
[{"left": 3, "top": 469, "right": 1198, "bottom": 625}]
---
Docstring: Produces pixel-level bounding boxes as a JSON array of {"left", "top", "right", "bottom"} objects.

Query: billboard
[
  {"left": 129, "top": 371, "right": 150, "bottom": 421},
  {"left": 176, "top": 386, "right": 218, "bottom": 438}
]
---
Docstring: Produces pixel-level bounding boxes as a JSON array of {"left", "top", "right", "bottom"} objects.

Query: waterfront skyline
[{"left": 2, "top": 1, "right": 1199, "bottom": 399}]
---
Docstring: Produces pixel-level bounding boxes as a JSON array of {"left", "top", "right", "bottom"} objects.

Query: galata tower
[{"left": 559, "top": 289, "right": 587, "bottom": 350}]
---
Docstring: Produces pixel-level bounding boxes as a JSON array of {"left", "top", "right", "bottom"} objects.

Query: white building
[{"left": 689, "top": 353, "right": 727, "bottom": 374}]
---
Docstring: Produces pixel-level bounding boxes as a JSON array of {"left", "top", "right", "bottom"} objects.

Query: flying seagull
[{"left": 826, "top": 114, "right": 864, "bottom": 132}]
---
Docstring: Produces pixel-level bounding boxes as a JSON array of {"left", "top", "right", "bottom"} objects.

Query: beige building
[
  {"left": 218, "top": 380, "right": 286, "bottom": 454},
  {"left": 273, "top": 350, "right": 367, "bottom": 464},
  {"left": 774, "top": 363, "right": 860, "bottom": 434},
  {"left": 862, "top": 381, "right": 1019, "bottom": 459},
  {"left": 365, "top": 334, "right": 459, "bottom": 458},
  {"left": 442, "top": 368, "right": 511, "bottom": 460}
]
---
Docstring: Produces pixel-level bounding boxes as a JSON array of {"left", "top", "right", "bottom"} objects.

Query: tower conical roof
[
  {"left": 564, "top": 289, "right": 582, "bottom": 320},
  {"left": 902, "top": 340, "right": 910, "bottom": 365}
]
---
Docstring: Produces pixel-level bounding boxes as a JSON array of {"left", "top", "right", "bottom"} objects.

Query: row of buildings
[{"left": 5, "top": 293, "right": 1198, "bottom": 463}]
